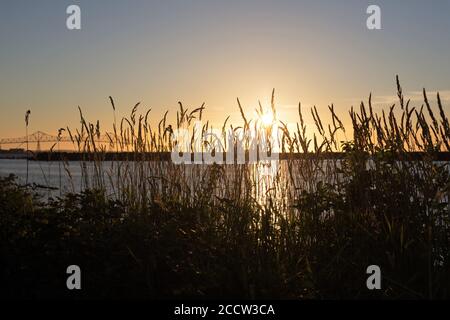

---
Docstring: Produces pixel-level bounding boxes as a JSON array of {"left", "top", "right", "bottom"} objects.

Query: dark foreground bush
[{"left": 1, "top": 161, "right": 449, "bottom": 300}]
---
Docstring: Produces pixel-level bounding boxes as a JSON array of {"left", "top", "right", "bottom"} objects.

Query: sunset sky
[{"left": 1, "top": 0, "right": 450, "bottom": 143}]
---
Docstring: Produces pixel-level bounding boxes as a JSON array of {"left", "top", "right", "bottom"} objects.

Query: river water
[
  {"left": 1, "top": 159, "right": 449, "bottom": 207},
  {"left": 0, "top": 159, "right": 86, "bottom": 194},
  {"left": 0, "top": 159, "right": 286, "bottom": 202}
]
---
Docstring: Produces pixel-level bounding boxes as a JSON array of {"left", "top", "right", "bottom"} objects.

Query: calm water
[
  {"left": 0, "top": 159, "right": 285, "bottom": 201},
  {"left": 1, "top": 159, "right": 448, "bottom": 204},
  {"left": 0, "top": 159, "right": 87, "bottom": 194}
]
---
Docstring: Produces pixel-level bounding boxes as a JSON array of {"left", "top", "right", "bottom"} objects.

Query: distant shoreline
[{"left": 1, "top": 150, "right": 450, "bottom": 162}]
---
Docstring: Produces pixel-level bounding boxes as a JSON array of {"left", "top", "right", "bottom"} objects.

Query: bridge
[{"left": 0, "top": 131, "right": 111, "bottom": 151}]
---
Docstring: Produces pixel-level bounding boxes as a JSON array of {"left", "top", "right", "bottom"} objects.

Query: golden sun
[{"left": 261, "top": 112, "right": 274, "bottom": 127}]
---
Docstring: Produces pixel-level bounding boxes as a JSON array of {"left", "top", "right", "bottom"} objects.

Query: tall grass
[
  {"left": 24, "top": 110, "right": 30, "bottom": 185},
  {"left": 2, "top": 76, "right": 449, "bottom": 299}
]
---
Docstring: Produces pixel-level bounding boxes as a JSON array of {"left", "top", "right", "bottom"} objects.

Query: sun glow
[{"left": 261, "top": 112, "right": 274, "bottom": 127}]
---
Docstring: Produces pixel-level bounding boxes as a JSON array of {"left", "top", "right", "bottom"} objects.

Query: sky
[{"left": 1, "top": 0, "right": 450, "bottom": 144}]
